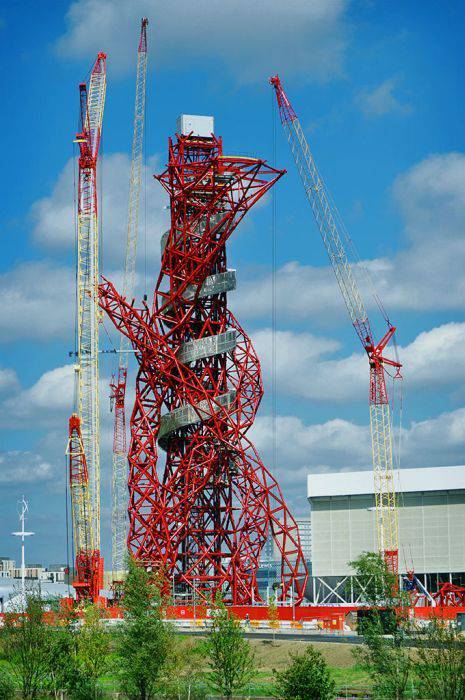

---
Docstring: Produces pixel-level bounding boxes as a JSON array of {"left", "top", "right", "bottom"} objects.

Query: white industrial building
[{"left": 307, "top": 465, "right": 465, "bottom": 604}]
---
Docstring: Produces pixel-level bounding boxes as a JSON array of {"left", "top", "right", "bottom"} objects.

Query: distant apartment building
[
  {"left": 0, "top": 558, "right": 67, "bottom": 583},
  {"left": 295, "top": 517, "right": 312, "bottom": 562},
  {"left": 257, "top": 517, "right": 311, "bottom": 599},
  {"left": 0, "top": 557, "right": 15, "bottom": 578},
  {"left": 13, "top": 564, "right": 44, "bottom": 580},
  {"left": 259, "top": 517, "right": 311, "bottom": 565},
  {"left": 40, "top": 566, "right": 67, "bottom": 584}
]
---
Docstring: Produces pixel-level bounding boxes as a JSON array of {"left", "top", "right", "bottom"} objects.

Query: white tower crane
[{"left": 110, "top": 18, "right": 148, "bottom": 578}]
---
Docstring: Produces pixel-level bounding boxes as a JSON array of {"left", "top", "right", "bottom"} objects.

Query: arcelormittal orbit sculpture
[{"left": 100, "top": 118, "right": 308, "bottom": 604}]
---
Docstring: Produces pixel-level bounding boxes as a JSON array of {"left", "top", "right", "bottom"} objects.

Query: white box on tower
[{"left": 176, "top": 114, "right": 214, "bottom": 138}]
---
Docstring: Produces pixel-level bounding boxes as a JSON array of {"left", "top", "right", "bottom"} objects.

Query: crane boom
[
  {"left": 70, "top": 52, "right": 106, "bottom": 600},
  {"left": 270, "top": 75, "right": 401, "bottom": 573},
  {"left": 110, "top": 19, "right": 148, "bottom": 577}
]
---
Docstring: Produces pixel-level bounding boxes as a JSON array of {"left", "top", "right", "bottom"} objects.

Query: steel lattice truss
[
  {"left": 110, "top": 18, "right": 148, "bottom": 577},
  {"left": 100, "top": 130, "right": 308, "bottom": 604}
]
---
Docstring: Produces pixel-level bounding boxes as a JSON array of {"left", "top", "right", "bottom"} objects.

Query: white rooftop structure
[
  {"left": 177, "top": 114, "right": 214, "bottom": 138},
  {"left": 308, "top": 465, "right": 465, "bottom": 499}
]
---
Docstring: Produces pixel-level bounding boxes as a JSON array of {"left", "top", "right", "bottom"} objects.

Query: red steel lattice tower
[{"left": 100, "top": 121, "right": 308, "bottom": 604}]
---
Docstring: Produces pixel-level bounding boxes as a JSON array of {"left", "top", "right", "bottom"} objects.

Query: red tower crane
[{"left": 270, "top": 75, "right": 402, "bottom": 575}]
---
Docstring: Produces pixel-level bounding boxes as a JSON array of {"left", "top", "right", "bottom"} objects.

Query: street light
[
  {"left": 292, "top": 579, "right": 296, "bottom": 621},
  {"left": 12, "top": 496, "right": 34, "bottom": 601},
  {"left": 193, "top": 578, "right": 198, "bottom": 622}
]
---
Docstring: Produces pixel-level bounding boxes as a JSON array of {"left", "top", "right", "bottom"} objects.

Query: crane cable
[{"left": 271, "top": 87, "right": 277, "bottom": 477}]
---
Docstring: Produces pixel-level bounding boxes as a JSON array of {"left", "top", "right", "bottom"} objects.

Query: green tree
[
  {"left": 349, "top": 551, "right": 403, "bottom": 610},
  {"left": 350, "top": 552, "right": 412, "bottom": 699},
  {"left": 353, "top": 616, "right": 411, "bottom": 699},
  {"left": 415, "top": 618, "right": 465, "bottom": 699},
  {"left": 44, "top": 625, "right": 76, "bottom": 699},
  {"left": 267, "top": 596, "right": 280, "bottom": 644},
  {"left": 75, "top": 604, "right": 110, "bottom": 699},
  {"left": 116, "top": 557, "right": 173, "bottom": 700},
  {"left": 162, "top": 638, "right": 206, "bottom": 699},
  {"left": 268, "top": 598, "right": 279, "bottom": 628},
  {"left": 42, "top": 614, "right": 97, "bottom": 700},
  {"left": 273, "top": 645, "right": 335, "bottom": 700},
  {"left": 0, "top": 592, "right": 52, "bottom": 699},
  {"left": 205, "top": 597, "right": 255, "bottom": 699},
  {"left": 0, "top": 668, "right": 15, "bottom": 700}
]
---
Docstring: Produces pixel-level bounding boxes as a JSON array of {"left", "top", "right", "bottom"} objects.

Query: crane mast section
[
  {"left": 76, "top": 54, "right": 106, "bottom": 550},
  {"left": 112, "top": 19, "right": 148, "bottom": 575},
  {"left": 68, "top": 414, "right": 94, "bottom": 556},
  {"left": 121, "top": 18, "right": 148, "bottom": 356},
  {"left": 371, "top": 400, "right": 398, "bottom": 570}
]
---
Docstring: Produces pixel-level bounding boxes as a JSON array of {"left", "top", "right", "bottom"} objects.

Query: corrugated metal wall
[{"left": 311, "top": 490, "right": 465, "bottom": 576}]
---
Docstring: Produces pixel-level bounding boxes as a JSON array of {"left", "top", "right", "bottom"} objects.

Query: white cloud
[
  {"left": 400, "top": 407, "right": 465, "bottom": 467},
  {"left": 0, "top": 257, "right": 144, "bottom": 344},
  {"left": 0, "top": 365, "right": 74, "bottom": 429},
  {"left": 31, "top": 153, "right": 169, "bottom": 268},
  {"left": 3, "top": 152, "right": 169, "bottom": 345},
  {"left": 393, "top": 152, "right": 465, "bottom": 244},
  {"left": 251, "top": 407, "right": 465, "bottom": 495},
  {"left": 400, "top": 323, "right": 465, "bottom": 391},
  {"left": 355, "top": 77, "right": 411, "bottom": 117},
  {"left": 252, "top": 322, "right": 465, "bottom": 403},
  {"left": 0, "top": 368, "right": 19, "bottom": 395},
  {"left": 0, "top": 261, "right": 74, "bottom": 342},
  {"left": 0, "top": 365, "right": 123, "bottom": 482},
  {"left": 234, "top": 152, "right": 465, "bottom": 321},
  {"left": 252, "top": 327, "right": 364, "bottom": 402},
  {"left": 0, "top": 450, "right": 54, "bottom": 484},
  {"left": 232, "top": 260, "right": 342, "bottom": 322},
  {"left": 252, "top": 414, "right": 370, "bottom": 474},
  {"left": 55, "top": 0, "right": 349, "bottom": 83}
]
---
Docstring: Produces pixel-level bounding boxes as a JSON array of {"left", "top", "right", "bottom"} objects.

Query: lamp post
[
  {"left": 193, "top": 578, "right": 198, "bottom": 622},
  {"left": 12, "top": 496, "right": 34, "bottom": 600},
  {"left": 292, "top": 579, "right": 295, "bottom": 621}
]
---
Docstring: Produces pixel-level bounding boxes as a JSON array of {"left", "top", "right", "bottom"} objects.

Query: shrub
[
  {"left": 0, "top": 669, "right": 15, "bottom": 700},
  {"left": 273, "top": 645, "right": 335, "bottom": 700}
]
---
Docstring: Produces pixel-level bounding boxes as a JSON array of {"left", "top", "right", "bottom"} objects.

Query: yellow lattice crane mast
[
  {"left": 270, "top": 75, "right": 402, "bottom": 574},
  {"left": 67, "top": 52, "right": 106, "bottom": 601},
  {"left": 110, "top": 19, "right": 148, "bottom": 580}
]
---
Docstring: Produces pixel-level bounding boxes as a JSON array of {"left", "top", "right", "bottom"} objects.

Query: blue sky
[{"left": 1, "top": 0, "right": 465, "bottom": 566}]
